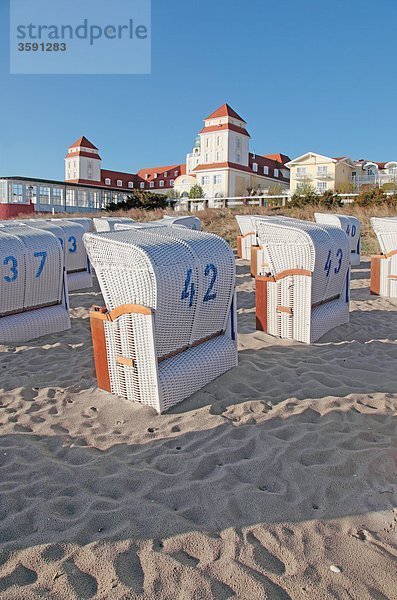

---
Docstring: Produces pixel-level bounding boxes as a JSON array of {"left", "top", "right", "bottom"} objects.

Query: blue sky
[{"left": 1, "top": 0, "right": 397, "bottom": 180}]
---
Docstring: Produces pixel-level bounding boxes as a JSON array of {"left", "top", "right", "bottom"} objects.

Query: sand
[{"left": 1, "top": 258, "right": 397, "bottom": 599}]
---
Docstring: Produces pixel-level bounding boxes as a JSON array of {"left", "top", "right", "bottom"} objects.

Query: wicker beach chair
[
  {"left": 315, "top": 213, "right": 361, "bottom": 266},
  {"left": 159, "top": 216, "right": 202, "bottom": 230},
  {"left": 24, "top": 220, "right": 92, "bottom": 291},
  {"left": 0, "top": 225, "right": 70, "bottom": 343},
  {"left": 255, "top": 219, "right": 350, "bottom": 343},
  {"left": 93, "top": 217, "right": 135, "bottom": 233},
  {"left": 235, "top": 215, "right": 260, "bottom": 260},
  {"left": 84, "top": 226, "right": 237, "bottom": 413},
  {"left": 370, "top": 217, "right": 397, "bottom": 297}
]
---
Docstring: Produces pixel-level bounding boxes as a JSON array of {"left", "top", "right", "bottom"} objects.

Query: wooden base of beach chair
[
  {"left": 90, "top": 306, "right": 111, "bottom": 392},
  {"left": 255, "top": 276, "right": 269, "bottom": 333},
  {"left": 251, "top": 245, "right": 259, "bottom": 277},
  {"left": 370, "top": 255, "right": 382, "bottom": 295}
]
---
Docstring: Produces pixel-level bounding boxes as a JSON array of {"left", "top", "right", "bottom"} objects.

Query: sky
[{"left": 1, "top": 0, "right": 397, "bottom": 180}]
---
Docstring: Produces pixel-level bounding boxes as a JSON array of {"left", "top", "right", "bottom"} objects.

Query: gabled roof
[
  {"left": 69, "top": 136, "right": 98, "bottom": 150},
  {"left": 136, "top": 164, "right": 185, "bottom": 182},
  {"left": 286, "top": 152, "right": 354, "bottom": 168},
  {"left": 205, "top": 103, "right": 246, "bottom": 123}
]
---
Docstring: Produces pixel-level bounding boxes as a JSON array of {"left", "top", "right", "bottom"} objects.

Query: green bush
[
  {"left": 106, "top": 190, "right": 168, "bottom": 212},
  {"left": 354, "top": 188, "right": 386, "bottom": 207}
]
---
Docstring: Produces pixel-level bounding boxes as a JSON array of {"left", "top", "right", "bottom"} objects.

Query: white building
[{"left": 174, "top": 103, "right": 290, "bottom": 198}]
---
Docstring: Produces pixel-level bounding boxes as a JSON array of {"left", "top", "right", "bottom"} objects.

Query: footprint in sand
[
  {"left": 0, "top": 564, "right": 38, "bottom": 593},
  {"left": 114, "top": 545, "right": 144, "bottom": 594},
  {"left": 61, "top": 559, "right": 97, "bottom": 599}
]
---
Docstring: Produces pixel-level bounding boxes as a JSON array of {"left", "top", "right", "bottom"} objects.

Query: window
[
  {"left": 53, "top": 188, "right": 63, "bottom": 205},
  {"left": 153, "top": 173, "right": 158, "bottom": 178},
  {"left": 206, "top": 138, "right": 210, "bottom": 148},
  {"left": 253, "top": 163, "right": 258, "bottom": 172},
  {"left": 170, "top": 179, "right": 175, "bottom": 187},
  {"left": 236, "top": 154, "right": 241, "bottom": 163},
  {"left": 317, "top": 181, "right": 327, "bottom": 193},
  {"left": 140, "top": 182, "right": 145, "bottom": 189},
  {"left": 352, "top": 171, "right": 357, "bottom": 178},
  {"left": 128, "top": 181, "right": 134, "bottom": 188},
  {"left": 205, "top": 153, "right": 209, "bottom": 162},
  {"left": 164, "top": 172, "right": 168, "bottom": 177},
  {"left": 236, "top": 138, "right": 241, "bottom": 149},
  {"left": 202, "top": 176, "right": 210, "bottom": 185},
  {"left": 87, "top": 162, "right": 92, "bottom": 171},
  {"left": 105, "top": 178, "right": 111, "bottom": 185},
  {"left": 66, "top": 189, "right": 76, "bottom": 207},
  {"left": 159, "top": 180, "right": 164, "bottom": 187},
  {"left": 317, "top": 166, "right": 328, "bottom": 175},
  {"left": 145, "top": 173, "right": 149, "bottom": 179},
  {"left": 274, "top": 169, "right": 279, "bottom": 178},
  {"left": 263, "top": 166, "right": 269, "bottom": 175},
  {"left": 117, "top": 180, "right": 122, "bottom": 187},
  {"left": 150, "top": 181, "right": 155, "bottom": 188},
  {"left": 216, "top": 151, "right": 221, "bottom": 162},
  {"left": 12, "top": 184, "right": 23, "bottom": 202},
  {"left": 0, "top": 181, "right": 8, "bottom": 202},
  {"left": 78, "top": 190, "right": 88, "bottom": 207},
  {"left": 217, "top": 136, "right": 220, "bottom": 147},
  {"left": 39, "top": 186, "right": 50, "bottom": 205},
  {"left": 296, "top": 167, "right": 307, "bottom": 177},
  {"left": 214, "top": 174, "right": 222, "bottom": 185},
  {"left": 174, "top": 170, "right": 178, "bottom": 176}
]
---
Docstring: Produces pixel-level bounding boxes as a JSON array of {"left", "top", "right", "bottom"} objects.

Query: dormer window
[
  {"left": 117, "top": 180, "right": 122, "bottom": 187},
  {"left": 263, "top": 166, "right": 269, "bottom": 175},
  {"left": 154, "top": 173, "right": 158, "bottom": 178},
  {"left": 253, "top": 163, "right": 258, "bottom": 172},
  {"left": 145, "top": 174, "right": 149, "bottom": 179},
  {"left": 164, "top": 171, "right": 168, "bottom": 177},
  {"left": 128, "top": 181, "right": 134, "bottom": 188},
  {"left": 105, "top": 178, "right": 111, "bottom": 185},
  {"left": 174, "top": 170, "right": 178, "bottom": 176}
]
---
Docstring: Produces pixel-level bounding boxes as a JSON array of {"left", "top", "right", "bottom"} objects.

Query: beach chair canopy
[
  {"left": 0, "top": 224, "right": 70, "bottom": 342},
  {"left": 84, "top": 226, "right": 237, "bottom": 412},
  {"left": 159, "top": 216, "right": 202, "bottom": 230},
  {"left": 52, "top": 217, "right": 94, "bottom": 233},
  {"left": 93, "top": 217, "right": 135, "bottom": 233},
  {"left": 315, "top": 213, "right": 361, "bottom": 265},
  {"left": 371, "top": 217, "right": 397, "bottom": 255},
  {"left": 23, "top": 219, "right": 91, "bottom": 290}
]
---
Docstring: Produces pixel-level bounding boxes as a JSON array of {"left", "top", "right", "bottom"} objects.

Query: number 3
[
  {"left": 3, "top": 256, "right": 18, "bottom": 283},
  {"left": 334, "top": 248, "right": 343, "bottom": 274},
  {"left": 68, "top": 236, "right": 77, "bottom": 253}
]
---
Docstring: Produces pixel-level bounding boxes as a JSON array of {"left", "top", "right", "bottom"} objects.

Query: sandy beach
[{"left": 1, "top": 257, "right": 397, "bottom": 599}]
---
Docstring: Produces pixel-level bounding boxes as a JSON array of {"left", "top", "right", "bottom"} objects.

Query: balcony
[
  {"left": 315, "top": 170, "right": 332, "bottom": 179},
  {"left": 295, "top": 172, "right": 312, "bottom": 180}
]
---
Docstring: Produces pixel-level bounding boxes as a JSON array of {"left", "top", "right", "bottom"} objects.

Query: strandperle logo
[
  {"left": 10, "top": 0, "right": 151, "bottom": 75},
  {"left": 16, "top": 19, "right": 148, "bottom": 46}
]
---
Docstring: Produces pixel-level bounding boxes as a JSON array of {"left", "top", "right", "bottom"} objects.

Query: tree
[
  {"left": 106, "top": 190, "right": 168, "bottom": 212},
  {"left": 188, "top": 184, "right": 204, "bottom": 199},
  {"left": 289, "top": 181, "right": 318, "bottom": 207}
]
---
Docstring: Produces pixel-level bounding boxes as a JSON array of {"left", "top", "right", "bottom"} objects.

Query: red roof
[
  {"left": 264, "top": 153, "right": 291, "bottom": 166},
  {"left": 69, "top": 136, "right": 98, "bottom": 150},
  {"left": 199, "top": 123, "right": 250, "bottom": 137},
  {"left": 65, "top": 150, "right": 102, "bottom": 160},
  {"left": 205, "top": 103, "right": 246, "bottom": 123},
  {"left": 193, "top": 162, "right": 252, "bottom": 173},
  {"left": 136, "top": 164, "right": 185, "bottom": 182}
]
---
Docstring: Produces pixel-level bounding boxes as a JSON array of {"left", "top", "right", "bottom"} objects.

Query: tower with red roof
[{"left": 65, "top": 136, "right": 102, "bottom": 183}]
